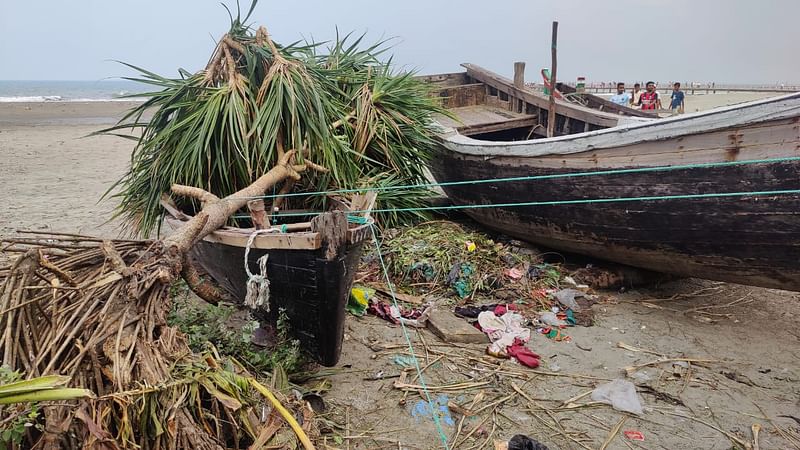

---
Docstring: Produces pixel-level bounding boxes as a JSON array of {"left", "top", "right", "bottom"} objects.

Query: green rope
[
  {"left": 231, "top": 156, "right": 800, "bottom": 201},
  {"left": 369, "top": 225, "right": 451, "bottom": 449},
  {"left": 234, "top": 188, "right": 800, "bottom": 220}
]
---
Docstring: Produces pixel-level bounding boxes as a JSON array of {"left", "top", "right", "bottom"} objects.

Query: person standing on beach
[
  {"left": 609, "top": 82, "right": 631, "bottom": 106},
  {"left": 669, "top": 82, "right": 685, "bottom": 114},
  {"left": 630, "top": 83, "right": 643, "bottom": 108},
  {"left": 638, "top": 81, "right": 661, "bottom": 110}
]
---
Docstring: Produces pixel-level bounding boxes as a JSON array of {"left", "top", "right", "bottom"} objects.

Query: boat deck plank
[{"left": 437, "top": 106, "right": 536, "bottom": 136}]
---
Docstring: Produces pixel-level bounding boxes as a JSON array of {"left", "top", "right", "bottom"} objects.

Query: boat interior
[{"left": 419, "top": 63, "right": 649, "bottom": 142}]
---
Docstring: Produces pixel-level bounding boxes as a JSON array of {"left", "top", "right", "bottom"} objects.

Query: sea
[{"left": 0, "top": 80, "right": 151, "bottom": 102}]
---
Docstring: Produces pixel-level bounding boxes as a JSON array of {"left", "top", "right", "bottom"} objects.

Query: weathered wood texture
[
  {"left": 427, "top": 309, "right": 488, "bottom": 344},
  {"left": 442, "top": 93, "right": 800, "bottom": 159},
  {"left": 461, "top": 63, "right": 624, "bottom": 129},
  {"left": 513, "top": 62, "right": 525, "bottom": 89},
  {"left": 547, "top": 21, "right": 558, "bottom": 138},
  {"left": 189, "top": 238, "right": 364, "bottom": 365},
  {"left": 164, "top": 212, "right": 373, "bottom": 365},
  {"left": 432, "top": 83, "right": 486, "bottom": 108},
  {"left": 430, "top": 119, "right": 800, "bottom": 290}
]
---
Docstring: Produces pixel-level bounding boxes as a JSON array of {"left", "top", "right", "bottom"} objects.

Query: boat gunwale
[
  {"left": 435, "top": 89, "right": 800, "bottom": 158},
  {"left": 164, "top": 212, "right": 373, "bottom": 251}
]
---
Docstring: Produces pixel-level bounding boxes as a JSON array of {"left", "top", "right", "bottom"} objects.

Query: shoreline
[{"left": 0, "top": 101, "right": 145, "bottom": 126}]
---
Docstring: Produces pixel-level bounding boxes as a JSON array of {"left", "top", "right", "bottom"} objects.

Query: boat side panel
[
  {"left": 190, "top": 241, "right": 365, "bottom": 366},
  {"left": 430, "top": 149, "right": 800, "bottom": 290}
]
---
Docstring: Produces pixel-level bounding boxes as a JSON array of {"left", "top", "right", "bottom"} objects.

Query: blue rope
[
  {"left": 369, "top": 225, "right": 451, "bottom": 449},
  {"left": 233, "top": 188, "right": 800, "bottom": 220},
  {"left": 230, "top": 156, "right": 800, "bottom": 201}
]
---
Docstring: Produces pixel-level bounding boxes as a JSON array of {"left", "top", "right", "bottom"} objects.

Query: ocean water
[{"left": 0, "top": 80, "right": 151, "bottom": 102}]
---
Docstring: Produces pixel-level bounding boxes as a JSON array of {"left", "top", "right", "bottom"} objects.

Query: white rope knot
[{"left": 244, "top": 228, "right": 278, "bottom": 310}]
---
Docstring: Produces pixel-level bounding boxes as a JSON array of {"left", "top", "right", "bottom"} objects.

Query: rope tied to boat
[{"left": 244, "top": 228, "right": 278, "bottom": 310}]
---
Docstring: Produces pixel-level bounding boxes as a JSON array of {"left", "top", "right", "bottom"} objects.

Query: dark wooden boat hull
[
  {"left": 188, "top": 240, "right": 364, "bottom": 366},
  {"left": 165, "top": 210, "right": 372, "bottom": 366},
  {"left": 430, "top": 152, "right": 800, "bottom": 290}
]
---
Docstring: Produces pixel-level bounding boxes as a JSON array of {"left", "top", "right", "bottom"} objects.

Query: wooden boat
[
  {"left": 423, "top": 64, "right": 800, "bottom": 291},
  {"left": 164, "top": 198, "right": 374, "bottom": 366}
]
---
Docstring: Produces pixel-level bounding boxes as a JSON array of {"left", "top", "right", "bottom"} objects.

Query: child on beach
[{"left": 670, "top": 82, "right": 685, "bottom": 114}]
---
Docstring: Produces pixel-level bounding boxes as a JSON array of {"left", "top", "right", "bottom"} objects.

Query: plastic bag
[
  {"left": 590, "top": 379, "right": 644, "bottom": 415},
  {"left": 552, "top": 288, "right": 584, "bottom": 311},
  {"left": 538, "top": 311, "right": 566, "bottom": 327}
]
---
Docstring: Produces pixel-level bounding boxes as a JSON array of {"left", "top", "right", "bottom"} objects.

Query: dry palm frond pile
[
  {"left": 0, "top": 154, "right": 325, "bottom": 448},
  {"left": 104, "top": 2, "right": 446, "bottom": 235}
]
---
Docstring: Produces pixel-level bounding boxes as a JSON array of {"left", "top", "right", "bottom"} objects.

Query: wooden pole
[
  {"left": 547, "top": 21, "right": 558, "bottom": 138},
  {"left": 513, "top": 62, "right": 526, "bottom": 89}
]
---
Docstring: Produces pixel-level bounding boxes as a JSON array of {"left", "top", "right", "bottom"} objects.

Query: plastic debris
[
  {"left": 507, "top": 434, "right": 550, "bottom": 450},
  {"left": 591, "top": 379, "right": 644, "bottom": 415},
  {"left": 465, "top": 241, "right": 477, "bottom": 252},
  {"left": 624, "top": 430, "right": 645, "bottom": 441},
  {"left": 410, "top": 395, "right": 455, "bottom": 426},
  {"left": 347, "top": 286, "right": 374, "bottom": 316},
  {"left": 552, "top": 288, "right": 585, "bottom": 311},
  {"left": 393, "top": 355, "right": 417, "bottom": 368},
  {"left": 538, "top": 311, "right": 566, "bottom": 327}
]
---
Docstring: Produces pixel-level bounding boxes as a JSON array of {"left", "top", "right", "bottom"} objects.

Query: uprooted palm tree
[
  {"left": 0, "top": 151, "right": 325, "bottom": 449},
  {"left": 103, "top": 2, "right": 446, "bottom": 236}
]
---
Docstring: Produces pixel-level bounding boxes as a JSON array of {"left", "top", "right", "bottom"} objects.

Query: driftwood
[{"left": 0, "top": 149, "right": 325, "bottom": 449}]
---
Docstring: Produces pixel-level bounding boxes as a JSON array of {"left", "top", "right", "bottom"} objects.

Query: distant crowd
[{"left": 609, "top": 81, "right": 685, "bottom": 114}]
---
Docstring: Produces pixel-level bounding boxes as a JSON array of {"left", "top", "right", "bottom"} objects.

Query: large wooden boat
[
  {"left": 164, "top": 199, "right": 373, "bottom": 366},
  {"left": 424, "top": 64, "right": 800, "bottom": 291}
]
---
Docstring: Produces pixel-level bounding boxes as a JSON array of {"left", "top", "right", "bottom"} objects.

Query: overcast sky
[{"left": 1, "top": 0, "right": 798, "bottom": 84}]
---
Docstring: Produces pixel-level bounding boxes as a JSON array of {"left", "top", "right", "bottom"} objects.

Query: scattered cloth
[
  {"left": 591, "top": 379, "right": 644, "bottom": 415},
  {"left": 476, "top": 311, "right": 537, "bottom": 367},
  {"left": 453, "top": 303, "right": 517, "bottom": 318},
  {"left": 506, "top": 340, "right": 540, "bottom": 368},
  {"left": 367, "top": 300, "right": 432, "bottom": 327}
]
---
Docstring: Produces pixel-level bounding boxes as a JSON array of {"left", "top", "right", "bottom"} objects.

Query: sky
[{"left": 1, "top": 0, "right": 799, "bottom": 84}]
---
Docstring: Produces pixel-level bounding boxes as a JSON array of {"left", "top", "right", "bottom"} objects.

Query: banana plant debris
[{"left": 0, "top": 151, "right": 327, "bottom": 448}]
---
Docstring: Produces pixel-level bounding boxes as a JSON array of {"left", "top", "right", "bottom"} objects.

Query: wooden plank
[
  {"left": 432, "top": 83, "right": 486, "bottom": 108},
  {"left": 203, "top": 230, "right": 321, "bottom": 250},
  {"left": 164, "top": 216, "right": 322, "bottom": 250},
  {"left": 459, "top": 117, "right": 538, "bottom": 136},
  {"left": 427, "top": 309, "right": 488, "bottom": 344},
  {"left": 415, "top": 72, "right": 470, "bottom": 87},
  {"left": 462, "top": 64, "right": 622, "bottom": 128}
]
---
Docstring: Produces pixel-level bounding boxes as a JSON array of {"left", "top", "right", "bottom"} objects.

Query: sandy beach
[{"left": 2, "top": 97, "right": 800, "bottom": 448}]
